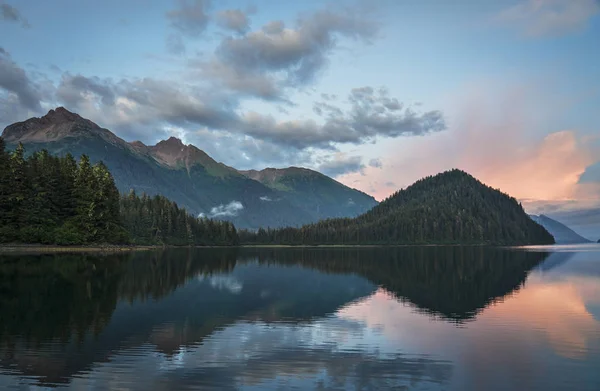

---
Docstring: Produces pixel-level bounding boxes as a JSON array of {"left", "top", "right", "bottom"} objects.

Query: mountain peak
[
  {"left": 1, "top": 106, "right": 108, "bottom": 143},
  {"left": 153, "top": 136, "right": 186, "bottom": 150},
  {"left": 242, "top": 166, "right": 325, "bottom": 183},
  {"left": 42, "top": 107, "right": 90, "bottom": 124},
  {"left": 166, "top": 136, "right": 184, "bottom": 145},
  {"left": 149, "top": 137, "right": 236, "bottom": 177}
]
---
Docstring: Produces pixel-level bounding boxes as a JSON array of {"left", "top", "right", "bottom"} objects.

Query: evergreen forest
[
  {"left": 239, "top": 169, "right": 555, "bottom": 246},
  {"left": 0, "top": 139, "right": 238, "bottom": 246}
]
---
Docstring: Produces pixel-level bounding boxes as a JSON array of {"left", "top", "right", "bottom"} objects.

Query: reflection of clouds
[
  {"left": 13, "top": 315, "right": 451, "bottom": 390},
  {"left": 197, "top": 274, "right": 243, "bottom": 294},
  {"left": 487, "top": 275, "right": 599, "bottom": 360},
  {"left": 340, "top": 269, "right": 600, "bottom": 390}
]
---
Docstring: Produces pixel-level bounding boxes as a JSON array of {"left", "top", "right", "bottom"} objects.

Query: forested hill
[
  {"left": 0, "top": 139, "right": 238, "bottom": 246},
  {"left": 240, "top": 169, "right": 555, "bottom": 245}
]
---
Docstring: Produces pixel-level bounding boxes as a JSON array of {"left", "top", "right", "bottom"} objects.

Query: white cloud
[
  {"left": 208, "top": 200, "right": 244, "bottom": 217},
  {"left": 197, "top": 274, "right": 243, "bottom": 294}
]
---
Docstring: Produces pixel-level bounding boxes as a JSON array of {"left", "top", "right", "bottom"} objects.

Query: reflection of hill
[
  {"left": 0, "top": 246, "right": 549, "bottom": 388},
  {"left": 0, "top": 249, "right": 375, "bottom": 386},
  {"left": 241, "top": 246, "right": 550, "bottom": 321},
  {"left": 536, "top": 251, "right": 576, "bottom": 272}
]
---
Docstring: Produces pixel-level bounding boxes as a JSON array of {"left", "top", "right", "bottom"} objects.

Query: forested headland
[
  {"left": 239, "top": 169, "right": 555, "bottom": 246},
  {"left": 0, "top": 139, "right": 238, "bottom": 246}
]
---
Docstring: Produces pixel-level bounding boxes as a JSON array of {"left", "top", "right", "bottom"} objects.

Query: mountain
[
  {"left": 529, "top": 214, "right": 590, "bottom": 244},
  {"left": 546, "top": 208, "right": 600, "bottom": 242},
  {"left": 240, "top": 167, "right": 378, "bottom": 220},
  {"left": 2, "top": 108, "right": 376, "bottom": 229},
  {"left": 241, "top": 169, "right": 555, "bottom": 245}
]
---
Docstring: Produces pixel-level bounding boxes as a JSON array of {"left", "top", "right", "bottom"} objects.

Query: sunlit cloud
[{"left": 337, "top": 81, "right": 600, "bottom": 213}]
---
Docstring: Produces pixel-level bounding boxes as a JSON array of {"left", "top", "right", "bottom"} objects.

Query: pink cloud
[{"left": 337, "top": 82, "right": 600, "bottom": 212}]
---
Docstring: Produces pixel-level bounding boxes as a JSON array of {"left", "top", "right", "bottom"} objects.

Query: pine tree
[{"left": 0, "top": 138, "right": 12, "bottom": 241}]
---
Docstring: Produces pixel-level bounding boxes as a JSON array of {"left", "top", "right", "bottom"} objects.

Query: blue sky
[{"left": 1, "top": 0, "right": 599, "bottom": 213}]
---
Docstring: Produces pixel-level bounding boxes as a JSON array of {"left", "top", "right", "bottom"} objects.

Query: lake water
[{"left": 0, "top": 245, "right": 599, "bottom": 390}]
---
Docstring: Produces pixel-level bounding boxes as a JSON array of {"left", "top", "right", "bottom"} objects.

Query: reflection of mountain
[
  {"left": 0, "top": 249, "right": 375, "bottom": 386},
  {"left": 0, "top": 246, "right": 548, "bottom": 387},
  {"left": 242, "top": 247, "right": 550, "bottom": 321},
  {"left": 536, "top": 251, "right": 576, "bottom": 272}
]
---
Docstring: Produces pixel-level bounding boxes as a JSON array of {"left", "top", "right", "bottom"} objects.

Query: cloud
[
  {"left": 0, "top": 2, "right": 30, "bottom": 28},
  {"left": 318, "top": 154, "right": 365, "bottom": 177},
  {"left": 166, "top": 0, "right": 211, "bottom": 37},
  {"left": 239, "top": 86, "right": 446, "bottom": 149},
  {"left": 0, "top": 48, "right": 43, "bottom": 112},
  {"left": 53, "top": 74, "right": 237, "bottom": 141},
  {"left": 216, "top": 9, "right": 250, "bottom": 34},
  {"left": 203, "top": 200, "right": 244, "bottom": 218},
  {"left": 56, "top": 74, "right": 115, "bottom": 107},
  {"left": 1, "top": 41, "right": 445, "bottom": 171},
  {"left": 337, "top": 80, "right": 600, "bottom": 210},
  {"left": 165, "top": 0, "right": 211, "bottom": 54},
  {"left": 185, "top": 127, "right": 314, "bottom": 170},
  {"left": 497, "top": 0, "right": 600, "bottom": 37},
  {"left": 51, "top": 74, "right": 445, "bottom": 153},
  {"left": 369, "top": 158, "right": 382, "bottom": 168},
  {"left": 198, "top": 6, "right": 378, "bottom": 98},
  {"left": 196, "top": 60, "right": 281, "bottom": 100}
]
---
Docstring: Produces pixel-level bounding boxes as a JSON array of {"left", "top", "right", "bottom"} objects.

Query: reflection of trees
[
  {"left": 0, "top": 247, "right": 550, "bottom": 349},
  {"left": 0, "top": 248, "right": 374, "bottom": 386},
  {"left": 0, "top": 254, "right": 126, "bottom": 346},
  {"left": 0, "top": 246, "right": 549, "bottom": 387},
  {"left": 0, "top": 249, "right": 238, "bottom": 348},
  {"left": 117, "top": 248, "right": 238, "bottom": 302},
  {"left": 242, "top": 246, "right": 550, "bottom": 321}
]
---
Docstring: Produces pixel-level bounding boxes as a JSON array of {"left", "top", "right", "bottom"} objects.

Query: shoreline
[
  {"left": 2, "top": 241, "right": 580, "bottom": 255},
  {"left": 0, "top": 242, "right": 529, "bottom": 254},
  {"left": 0, "top": 244, "right": 161, "bottom": 254}
]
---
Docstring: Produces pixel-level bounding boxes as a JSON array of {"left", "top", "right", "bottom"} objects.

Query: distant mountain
[
  {"left": 2, "top": 108, "right": 376, "bottom": 229},
  {"left": 529, "top": 214, "right": 590, "bottom": 244},
  {"left": 241, "top": 169, "right": 555, "bottom": 245},
  {"left": 241, "top": 167, "right": 377, "bottom": 220},
  {"left": 546, "top": 208, "right": 600, "bottom": 242}
]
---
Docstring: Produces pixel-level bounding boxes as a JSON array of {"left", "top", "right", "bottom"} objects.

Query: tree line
[
  {"left": 239, "top": 169, "right": 555, "bottom": 246},
  {"left": 0, "top": 139, "right": 238, "bottom": 246}
]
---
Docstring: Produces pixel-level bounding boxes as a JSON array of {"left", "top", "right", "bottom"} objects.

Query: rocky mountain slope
[{"left": 2, "top": 108, "right": 376, "bottom": 229}]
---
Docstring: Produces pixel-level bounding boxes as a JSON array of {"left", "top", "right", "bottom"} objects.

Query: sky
[{"left": 1, "top": 0, "right": 599, "bottom": 215}]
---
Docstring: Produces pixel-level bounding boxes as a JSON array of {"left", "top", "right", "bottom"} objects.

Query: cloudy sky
[{"left": 1, "top": 0, "right": 599, "bottom": 213}]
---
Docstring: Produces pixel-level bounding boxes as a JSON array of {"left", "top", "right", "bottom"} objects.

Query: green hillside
[
  {"left": 241, "top": 169, "right": 555, "bottom": 245},
  {"left": 241, "top": 167, "right": 377, "bottom": 220}
]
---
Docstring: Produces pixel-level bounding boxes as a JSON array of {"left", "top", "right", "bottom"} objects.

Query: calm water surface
[{"left": 0, "top": 245, "right": 599, "bottom": 390}]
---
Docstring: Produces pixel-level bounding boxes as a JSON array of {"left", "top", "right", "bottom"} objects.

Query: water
[{"left": 0, "top": 245, "right": 599, "bottom": 390}]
